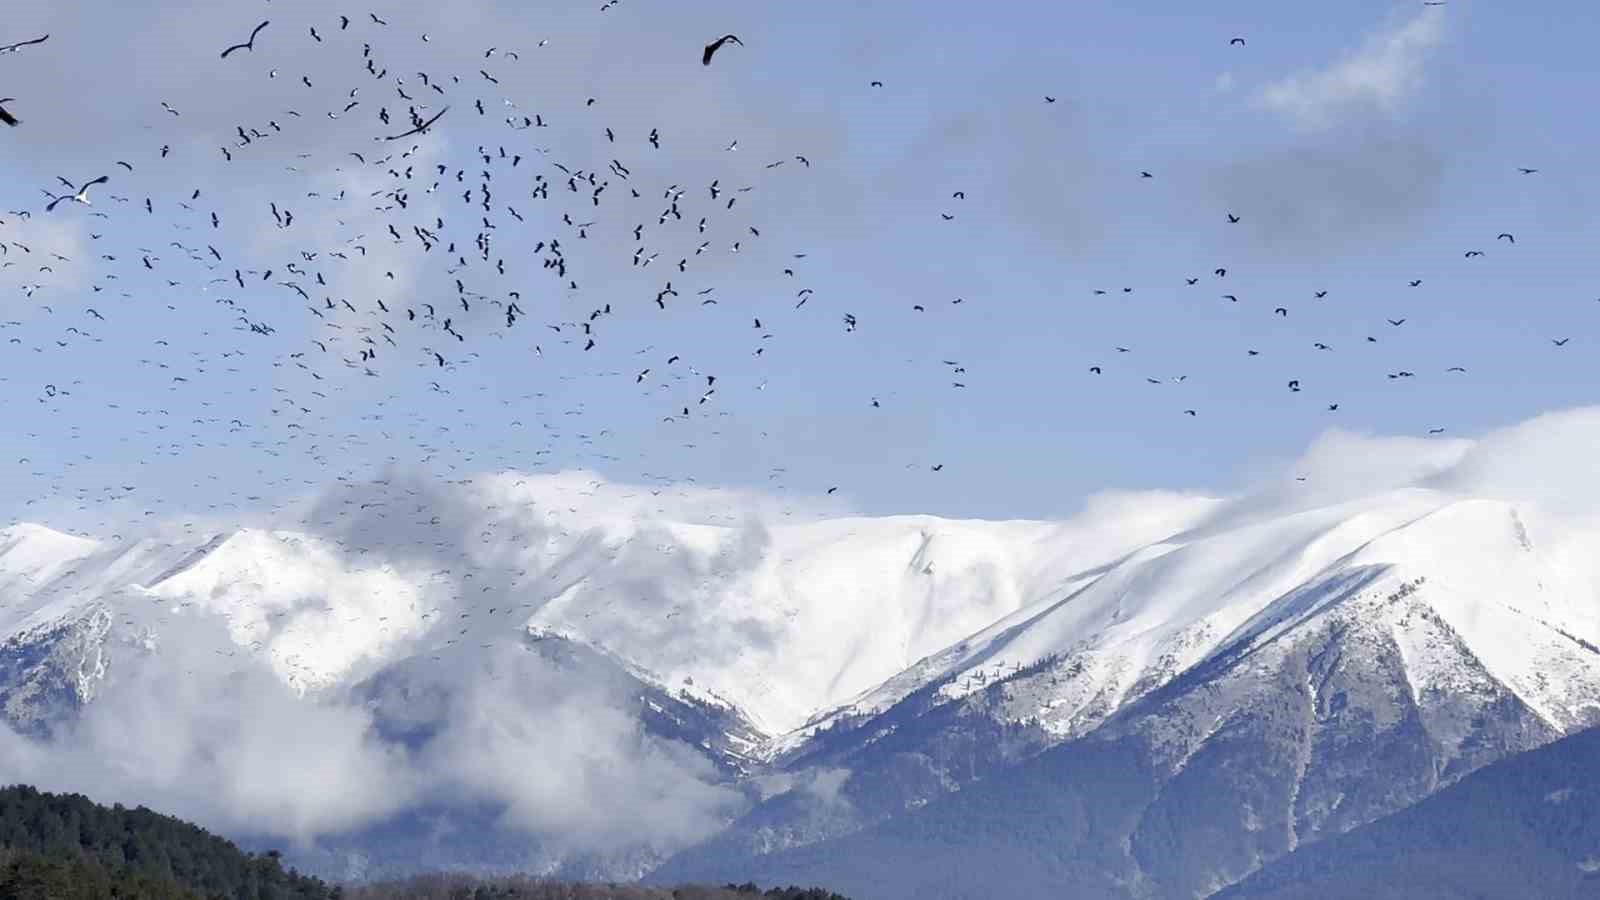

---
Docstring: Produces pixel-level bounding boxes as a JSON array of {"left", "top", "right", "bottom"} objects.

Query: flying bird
[
  {"left": 382, "top": 106, "right": 450, "bottom": 140},
  {"left": 45, "top": 175, "right": 109, "bottom": 212},
  {"left": 0, "top": 34, "right": 48, "bottom": 54},
  {"left": 0, "top": 99, "right": 18, "bottom": 127},
  {"left": 220, "top": 21, "right": 269, "bottom": 58},
  {"left": 702, "top": 34, "right": 743, "bottom": 66}
]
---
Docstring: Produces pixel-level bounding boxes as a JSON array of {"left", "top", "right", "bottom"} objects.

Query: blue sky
[{"left": 0, "top": 0, "right": 1595, "bottom": 530}]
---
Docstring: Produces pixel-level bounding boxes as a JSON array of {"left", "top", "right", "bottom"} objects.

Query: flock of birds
[{"left": 0, "top": 4, "right": 1588, "bottom": 548}]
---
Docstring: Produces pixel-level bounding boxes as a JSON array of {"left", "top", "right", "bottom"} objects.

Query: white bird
[{"left": 45, "top": 175, "right": 110, "bottom": 212}]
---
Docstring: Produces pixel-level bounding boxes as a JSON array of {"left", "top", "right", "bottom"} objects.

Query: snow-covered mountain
[
  {"left": 0, "top": 474, "right": 1216, "bottom": 737},
  {"left": 654, "top": 488, "right": 1600, "bottom": 897},
  {"left": 0, "top": 472, "right": 1215, "bottom": 879},
  {"left": 4, "top": 413, "right": 1600, "bottom": 896}
]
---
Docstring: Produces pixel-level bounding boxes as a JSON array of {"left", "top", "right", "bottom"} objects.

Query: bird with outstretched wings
[
  {"left": 703, "top": 34, "right": 742, "bottom": 65},
  {"left": 0, "top": 34, "right": 48, "bottom": 54}
]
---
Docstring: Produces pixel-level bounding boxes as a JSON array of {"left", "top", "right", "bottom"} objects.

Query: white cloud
[
  {"left": 1259, "top": 10, "right": 1445, "bottom": 128},
  {"left": 1423, "top": 407, "right": 1600, "bottom": 525},
  {"left": 0, "top": 599, "right": 742, "bottom": 855},
  {"left": 0, "top": 612, "right": 418, "bottom": 843},
  {"left": 419, "top": 643, "right": 742, "bottom": 851},
  {"left": 1185, "top": 406, "right": 1600, "bottom": 540}
]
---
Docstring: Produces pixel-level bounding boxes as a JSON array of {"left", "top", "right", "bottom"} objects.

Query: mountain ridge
[{"left": 3, "top": 464, "right": 1600, "bottom": 892}]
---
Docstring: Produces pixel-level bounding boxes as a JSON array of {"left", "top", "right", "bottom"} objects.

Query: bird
[
  {"left": 0, "top": 34, "right": 48, "bottom": 54},
  {"left": 702, "top": 34, "right": 743, "bottom": 66},
  {"left": 1518, "top": 167, "right": 1539, "bottom": 174},
  {"left": 1387, "top": 318, "right": 1406, "bottom": 327},
  {"left": 220, "top": 21, "right": 269, "bottom": 58},
  {"left": 46, "top": 175, "right": 110, "bottom": 212},
  {"left": 382, "top": 106, "right": 450, "bottom": 141},
  {"left": 1497, "top": 233, "right": 1515, "bottom": 244},
  {"left": 1553, "top": 338, "right": 1570, "bottom": 346},
  {"left": 0, "top": 99, "right": 18, "bottom": 127},
  {"left": 1230, "top": 37, "right": 1246, "bottom": 46}
]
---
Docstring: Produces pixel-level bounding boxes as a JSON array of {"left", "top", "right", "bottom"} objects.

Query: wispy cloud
[
  {"left": 0, "top": 602, "right": 743, "bottom": 856},
  {"left": 1259, "top": 10, "right": 1446, "bottom": 129}
]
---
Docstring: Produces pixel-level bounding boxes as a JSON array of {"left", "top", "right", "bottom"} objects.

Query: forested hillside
[
  {"left": 0, "top": 784, "right": 335, "bottom": 899},
  {"left": 0, "top": 784, "right": 850, "bottom": 900}
]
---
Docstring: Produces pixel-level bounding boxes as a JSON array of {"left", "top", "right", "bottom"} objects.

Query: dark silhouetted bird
[
  {"left": 220, "top": 21, "right": 269, "bottom": 58},
  {"left": 702, "top": 34, "right": 742, "bottom": 65}
]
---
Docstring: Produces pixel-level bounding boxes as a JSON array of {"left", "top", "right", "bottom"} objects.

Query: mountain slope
[
  {"left": 652, "top": 494, "right": 1600, "bottom": 897},
  {"left": 7, "top": 468, "right": 1600, "bottom": 893},
  {"left": 0, "top": 478, "right": 1217, "bottom": 737},
  {"left": 0, "top": 479, "right": 1216, "bottom": 880},
  {"left": 1215, "top": 723, "right": 1600, "bottom": 900}
]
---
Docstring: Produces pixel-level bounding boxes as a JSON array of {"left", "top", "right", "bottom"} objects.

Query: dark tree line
[
  {"left": 0, "top": 784, "right": 851, "bottom": 900},
  {"left": 0, "top": 784, "right": 337, "bottom": 899},
  {"left": 344, "top": 873, "right": 851, "bottom": 899},
  {"left": 0, "top": 847, "right": 202, "bottom": 899}
]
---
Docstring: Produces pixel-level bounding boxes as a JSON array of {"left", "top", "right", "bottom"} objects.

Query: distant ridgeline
[{"left": 0, "top": 784, "right": 851, "bottom": 900}]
